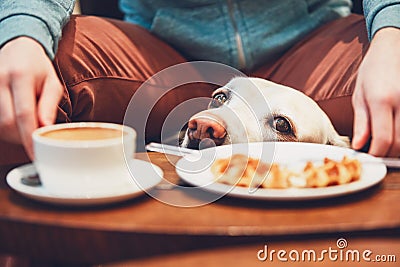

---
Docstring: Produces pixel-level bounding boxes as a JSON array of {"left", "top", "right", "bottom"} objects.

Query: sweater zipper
[{"left": 226, "top": 0, "right": 246, "bottom": 70}]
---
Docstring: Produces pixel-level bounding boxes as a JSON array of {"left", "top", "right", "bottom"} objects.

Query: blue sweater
[{"left": 0, "top": 0, "right": 399, "bottom": 70}]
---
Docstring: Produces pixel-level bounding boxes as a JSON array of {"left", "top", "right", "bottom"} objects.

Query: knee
[{"left": 54, "top": 15, "right": 116, "bottom": 85}]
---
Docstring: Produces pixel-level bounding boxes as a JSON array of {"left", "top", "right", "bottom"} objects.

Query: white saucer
[{"left": 6, "top": 159, "right": 163, "bottom": 206}]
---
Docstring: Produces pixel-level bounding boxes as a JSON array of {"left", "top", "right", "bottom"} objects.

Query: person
[{"left": 0, "top": 0, "right": 399, "bottom": 165}]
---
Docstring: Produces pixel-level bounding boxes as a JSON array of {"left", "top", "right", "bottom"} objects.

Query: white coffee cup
[{"left": 32, "top": 122, "right": 136, "bottom": 197}]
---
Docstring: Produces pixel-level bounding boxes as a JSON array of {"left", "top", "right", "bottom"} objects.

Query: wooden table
[{"left": 0, "top": 152, "right": 399, "bottom": 266}]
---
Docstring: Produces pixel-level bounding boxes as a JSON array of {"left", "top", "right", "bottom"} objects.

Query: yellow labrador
[{"left": 181, "top": 77, "right": 349, "bottom": 149}]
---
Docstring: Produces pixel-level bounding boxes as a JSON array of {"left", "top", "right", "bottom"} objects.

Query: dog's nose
[{"left": 188, "top": 117, "right": 227, "bottom": 141}]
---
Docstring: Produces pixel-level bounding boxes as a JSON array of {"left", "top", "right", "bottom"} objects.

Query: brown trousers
[{"left": 0, "top": 14, "right": 369, "bottom": 165}]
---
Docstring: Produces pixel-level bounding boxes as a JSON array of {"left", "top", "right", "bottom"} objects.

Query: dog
[{"left": 180, "top": 77, "right": 349, "bottom": 149}]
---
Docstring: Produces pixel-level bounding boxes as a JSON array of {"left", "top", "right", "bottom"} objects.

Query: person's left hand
[
  {"left": 352, "top": 27, "right": 400, "bottom": 157},
  {"left": 0, "top": 37, "right": 63, "bottom": 159}
]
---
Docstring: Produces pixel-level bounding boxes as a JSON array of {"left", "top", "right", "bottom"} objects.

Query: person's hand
[
  {"left": 0, "top": 37, "right": 63, "bottom": 159},
  {"left": 352, "top": 27, "right": 400, "bottom": 157}
]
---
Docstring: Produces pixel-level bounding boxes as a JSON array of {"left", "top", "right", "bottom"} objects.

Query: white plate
[
  {"left": 6, "top": 159, "right": 163, "bottom": 206},
  {"left": 176, "top": 142, "right": 387, "bottom": 201}
]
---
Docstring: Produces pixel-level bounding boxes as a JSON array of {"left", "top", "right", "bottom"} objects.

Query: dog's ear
[{"left": 327, "top": 134, "right": 350, "bottom": 147}]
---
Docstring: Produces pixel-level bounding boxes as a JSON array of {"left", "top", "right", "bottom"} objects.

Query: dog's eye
[
  {"left": 213, "top": 93, "right": 227, "bottom": 105},
  {"left": 274, "top": 117, "right": 292, "bottom": 134}
]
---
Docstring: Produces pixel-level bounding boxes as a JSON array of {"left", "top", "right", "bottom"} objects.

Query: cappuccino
[
  {"left": 32, "top": 122, "right": 137, "bottom": 197},
  {"left": 40, "top": 127, "right": 123, "bottom": 141}
]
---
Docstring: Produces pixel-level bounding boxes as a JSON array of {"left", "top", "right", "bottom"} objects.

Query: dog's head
[{"left": 181, "top": 77, "right": 349, "bottom": 149}]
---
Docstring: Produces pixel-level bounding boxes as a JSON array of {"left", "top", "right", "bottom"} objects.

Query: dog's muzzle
[{"left": 186, "top": 116, "right": 227, "bottom": 149}]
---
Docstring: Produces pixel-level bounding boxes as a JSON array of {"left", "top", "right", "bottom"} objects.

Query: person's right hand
[{"left": 0, "top": 37, "right": 64, "bottom": 159}]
